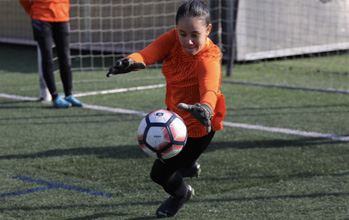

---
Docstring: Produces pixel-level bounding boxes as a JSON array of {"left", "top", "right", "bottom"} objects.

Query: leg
[
  {"left": 169, "top": 131, "right": 216, "bottom": 170},
  {"left": 178, "top": 161, "right": 201, "bottom": 178},
  {"left": 150, "top": 131, "right": 216, "bottom": 198},
  {"left": 52, "top": 22, "right": 72, "bottom": 97},
  {"left": 52, "top": 22, "right": 83, "bottom": 107},
  {"left": 151, "top": 131, "right": 216, "bottom": 217},
  {"left": 33, "top": 20, "right": 58, "bottom": 100},
  {"left": 150, "top": 159, "right": 187, "bottom": 198}
]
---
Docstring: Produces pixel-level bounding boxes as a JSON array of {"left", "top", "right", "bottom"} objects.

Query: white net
[
  {"left": 236, "top": 0, "right": 349, "bottom": 60},
  {"left": 232, "top": 0, "right": 349, "bottom": 93},
  {"left": 0, "top": 0, "right": 347, "bottom": 93},
  {"left": 68, "top": 0, "right": 185, "bottom": 72}
]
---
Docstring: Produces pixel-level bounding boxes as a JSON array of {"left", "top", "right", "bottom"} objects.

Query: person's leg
[
  {"left": 151, "top": 158, "right": 193, "bottom": 218},
  {"left": 170, "top": 130, "right": 215, "bottom": 175},
  {"left": 52, "top": 22, "right": 83, "bottom": 107},
  {"left": 150, "top": 131, "right": 215, "bottom": 197},
  {"left": 151, "top": 131, "right": 215, "bottom": 217},
  {"left": 52, "top": 22, "right": 72, "bottom": 97},
  {"left": 32, "top": 20, "right": 59, "bottom": 100},
  {"left": 150, "top": 159, "right": 187, "bottom": 198},
  {"left": 178, "top": 161, "right": 201, "bottom": 178}
]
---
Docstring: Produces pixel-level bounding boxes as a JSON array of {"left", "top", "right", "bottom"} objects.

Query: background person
[{"left": 19, "top": 0, "right": 83, "bottom": 108}]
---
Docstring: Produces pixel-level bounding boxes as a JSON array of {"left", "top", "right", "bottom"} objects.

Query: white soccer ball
[{"left": 137, "top": 109, "right": 187, "bottom": 159}]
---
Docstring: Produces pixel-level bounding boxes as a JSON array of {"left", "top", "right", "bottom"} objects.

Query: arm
[
  {"left": 107, "top": 29, "right": 177, "bottom": 77},
  {"left": 198, "top": 56, "right": 222, "bottom": 110},
  {"left": 18, "top": 0, "right": 32, "bottom": 15},
  {"left": 128, "top": 29, "right": 177, "bottom": 66},
  {"left": 177, "top": 41, "right": 222, "bottom": 133}
]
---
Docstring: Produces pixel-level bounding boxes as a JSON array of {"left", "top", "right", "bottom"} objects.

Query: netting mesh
[
  {"left": 68, "top": 0, "right": 184, "bottom": 71},
  {"left": 0, "top": 0, "right": 348, "bottom": 93},
  {"left": 236, "top": 0, "right": 349, "bottom": 60}
]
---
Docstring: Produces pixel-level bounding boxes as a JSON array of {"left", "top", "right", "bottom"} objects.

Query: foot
[
  {"left": 53, "top": 96, "right": 71, "bottom": 108},
  {"left": 65, "top": 95, "right": 83, "bottom": 107},
  {"left": 178, "top": 162, "right": 201, "bottom": 178},
  {"left": 156, "top": 185, "right": 194, "bottom": 218}
]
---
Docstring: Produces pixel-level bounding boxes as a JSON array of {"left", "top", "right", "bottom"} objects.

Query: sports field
[{"left": 0, "top": 43, "right": 348, "bottom": 220}]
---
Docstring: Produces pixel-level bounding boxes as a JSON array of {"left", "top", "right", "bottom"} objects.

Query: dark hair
[{"left": 175, "top": 0, "right": 211, "bottom": 27}]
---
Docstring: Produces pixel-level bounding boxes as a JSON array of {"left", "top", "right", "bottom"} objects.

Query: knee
[{"left": 150, "top": 169, "right": 165, "bottom": 185}]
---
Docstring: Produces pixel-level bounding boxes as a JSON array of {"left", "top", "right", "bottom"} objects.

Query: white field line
[
  {"left": 83, "top": 104, "right": 147, "bottom": 116},
  {"left": 1, "top": 92, "right": 348, "bottom": 142},
  {"left": 0, "top": 93, "right": 38, "bottom": 101},
  {"left": 74, "top": 84, "right": 166, "bottom": 97},
  {"left": 223, "top": 122, "right": 349, "bottom": 142}
]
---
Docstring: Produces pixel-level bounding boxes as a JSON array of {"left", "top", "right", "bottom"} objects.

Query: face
[{"left": 177, "top": 16, "right": 212, "bottom": 56}]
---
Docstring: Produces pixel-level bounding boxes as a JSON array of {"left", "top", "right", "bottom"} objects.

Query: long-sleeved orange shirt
[
  {"left": 129, "top": 29, "right": 226, "bottom": 138},
  {"left": 18, "top": 0, "right": 70, "bottom": 22}
]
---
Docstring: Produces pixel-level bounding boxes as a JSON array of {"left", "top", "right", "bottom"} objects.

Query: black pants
[
  {"left": 150, "top": 131, "right": 215, "bottom": 199},
  {"left": 32, "top": 19, "right": 72, "bottom": 100}
]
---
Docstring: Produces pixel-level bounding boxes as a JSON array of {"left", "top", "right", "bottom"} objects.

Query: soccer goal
[
  {"left": 230, "top": 0, "right": 349, "bottom": 93},
  {"left": 68, "top": 0, "right": 349, "bottom": 94},
  {"left": 0, "top": 0, "right": 348, "bottom": 95}
]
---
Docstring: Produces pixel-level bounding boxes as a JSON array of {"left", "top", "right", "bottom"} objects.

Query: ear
[{"left": 206, "top": 24, "right": 212, "bottom": 36}]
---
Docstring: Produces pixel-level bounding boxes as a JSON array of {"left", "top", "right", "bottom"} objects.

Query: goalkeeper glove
[
  {"left": 177, "top": 103, "right": 213, "bottom": 133},
  {"left": 106, "top": 58, "right": 146, "bottom": 77}
]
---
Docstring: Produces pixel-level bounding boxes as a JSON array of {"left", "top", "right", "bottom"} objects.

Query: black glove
[
  {"left": 177, "top": 103, "right": 213, "bottom": 133},
  {"left": 106, "top": 58, "right": 146, "bottom": 77}
]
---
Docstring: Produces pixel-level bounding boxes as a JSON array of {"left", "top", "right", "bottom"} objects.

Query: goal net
[
  {"left": 232, "top": 0, "right": 348, "bottom": 93},
  {"left": 0, "top": 0, "right": 348, "bottom": 94},
  {"left": 68, "top": 0, "right": 184, "bottom": 72}
]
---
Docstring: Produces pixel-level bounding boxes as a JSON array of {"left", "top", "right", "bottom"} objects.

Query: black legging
[
  {"left": 150, "top": 131, "right": 215, "bottom": 198},
  {"left": 32, "top": 19, "right": 72, "bottom": 100}
]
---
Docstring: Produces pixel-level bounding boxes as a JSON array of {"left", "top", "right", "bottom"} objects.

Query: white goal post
[{"left": 37, "top": 45, "right": 52, "bottom": 101}]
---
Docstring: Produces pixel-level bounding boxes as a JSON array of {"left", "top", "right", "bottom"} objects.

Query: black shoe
[
  {"left": 178, "top": 162, "right": 201, "bottom": 178},
  {"left": 156, "top": 185, "right": 194, "bottom": 218}
]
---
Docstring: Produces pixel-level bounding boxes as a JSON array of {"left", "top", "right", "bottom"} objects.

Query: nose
[{"left": 185, "top": 37, "right": 194, "bottom": 45}]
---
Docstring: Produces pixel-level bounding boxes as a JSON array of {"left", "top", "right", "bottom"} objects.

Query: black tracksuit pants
[
  {"left": 150, "top": 131, "right": 215, "bottom": 199},
  {"left": 32, "top": 19, "right": 72, "bottom": 100}
]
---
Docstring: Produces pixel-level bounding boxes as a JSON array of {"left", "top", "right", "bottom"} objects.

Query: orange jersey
[
  {"left": 18, "top": 0, "right": 70, "bottom": 22},
  {"left": 129, "top": 29, "right": 226, "bottom": 138}
]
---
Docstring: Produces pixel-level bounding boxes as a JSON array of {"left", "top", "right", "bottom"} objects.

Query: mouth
[
  {"left": 183, "top": 47, "right": 198, "bottom": 56},
  {"left": 184, "top": 47, "right": 197, "bottom": 53}
]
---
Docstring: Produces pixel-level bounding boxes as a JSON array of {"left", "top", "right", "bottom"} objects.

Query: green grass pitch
[{"left": 0, "top": 43, "right": 348, "bottom": 220}]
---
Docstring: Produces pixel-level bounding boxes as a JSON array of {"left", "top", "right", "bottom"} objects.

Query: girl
[
  {"left": 19, "top": 0, "right": 83, "bottom": 108},
  {"left": 108, "top": 0, "right": 226, "bottom": 218}
]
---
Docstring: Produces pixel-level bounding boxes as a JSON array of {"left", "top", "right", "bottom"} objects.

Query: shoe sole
[{"left": 156, "top": 185, "right": 194, "bottom": 218}]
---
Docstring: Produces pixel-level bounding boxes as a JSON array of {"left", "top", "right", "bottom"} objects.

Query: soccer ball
[{"left": 137, "top": 109, "right": 187, "bottom": 160}]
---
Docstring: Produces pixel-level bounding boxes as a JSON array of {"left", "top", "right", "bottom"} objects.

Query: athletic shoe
[
  {"left": 156, "top": 185, "right": 194, "bottom": 218},
  {"left": 65, "top": 95, "right": 83, "bottom": 107},
  {"left": 53, "top": 96, "right": 71, "bottom": 108},
  {"left": 178, "top": 162, "right": 201, "bottom": 178}
]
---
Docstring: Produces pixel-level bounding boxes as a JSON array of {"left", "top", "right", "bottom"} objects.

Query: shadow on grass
[
  {"left": 0, "top": 202, "right": 160, "bottom": 220},
  {"left": 1, "top": 191, "right": 348, "bottom": 219},
  {"left": 199, "top": 192, "right": 349, "bottom": 204},
  {"left": 64, "top": 212, "right": 127, "bottom": 220},
  {"left": 0, "top": 145, "right": 147, "bottom": 160},
  {"left": 0, "top": 100, "right": 42, "bottom": 108},
  {"left": 0, "top": 137, "right": 345, "bottom": 160},
  {"left": 0, "top": 112, "right": 133, "bottom": 123}
]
